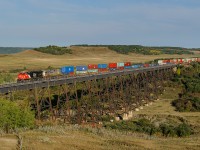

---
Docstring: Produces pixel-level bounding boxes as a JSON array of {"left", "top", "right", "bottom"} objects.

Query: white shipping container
[
  {"left": 76, "top": 71, "right": 88, "bottom": 75},
  {"left": 117, "top": 62, "right": 124, "bottom": 67},
  {"left": 88, "top": 69, "right": 98, "bottom": 73},
  {"left": 158, "top": 60, "right": 164, "bottom": 65}
]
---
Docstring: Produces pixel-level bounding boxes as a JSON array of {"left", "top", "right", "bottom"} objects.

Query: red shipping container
[
  {"left": 124, "top": 62, "right": 131, "bottom": 66},
  {"left": 109, "top": 63, "right": 117, "bottom": 68},
  {"left": 88, "top": 64, "right": 98, "bottom": 69},
  {"left": 98, "top": 68, "right": 108, "bottom": 72},
  {"left": 170, "top": 59, "right": 174, "bottom": 63},
  {"left": 175, "top": 59, "right": 179, "bottom": 64},
  {"left": 143, "top": 64, "right": 150, "bottom": 67},
  {"left": 163, "top": 59, "right": 170, "bottom": 63},
  {"left": 118, "top": 67, "right": 124, "bottom": 70},
  {"left": 69, "top": 72, "right": 74, "bottom": 76}
]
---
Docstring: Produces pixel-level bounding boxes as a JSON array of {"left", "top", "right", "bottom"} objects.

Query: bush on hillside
[
  {"left": 72, "top": 45, "right": 194, "bottom": 55},
  {"left": 104, "top": 119, "right": 192, "bottom": 137},
  {"left": 172, "top": 97, "right": 200, "bottom": 112},
  {"left": 0, "top": 99, "right": 35, "bottom": 132},
  {"left": 34, "top": 45, "right": 72, "bottom": 55},
  {"left": 176, "top": 123, "right": 192, "bottom": 137},
  {"left": 104, "top": 119, "right": 157, "bottom": 136}
]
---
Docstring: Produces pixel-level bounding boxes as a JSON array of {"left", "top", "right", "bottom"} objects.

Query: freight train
[{"left": 17, "top": 57, "right": 200, "bottom": 82}]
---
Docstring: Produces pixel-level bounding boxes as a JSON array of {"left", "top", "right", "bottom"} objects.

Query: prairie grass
[{"left": 0, "top": 46, "right": 199, "bottom": 71}]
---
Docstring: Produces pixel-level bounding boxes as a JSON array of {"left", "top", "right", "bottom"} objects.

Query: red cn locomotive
[{"left": 17, "top": 72, "right": 31, "bottom": 82}]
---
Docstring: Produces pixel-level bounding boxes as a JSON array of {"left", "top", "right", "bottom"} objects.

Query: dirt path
[{"left": 0, "top": 136, "right": 17, "bottom": 150}]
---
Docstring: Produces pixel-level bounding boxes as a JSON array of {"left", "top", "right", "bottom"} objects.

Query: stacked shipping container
[
  {"left": 117, "top": 62, "right": 124, "bottom": 70},
  {"left": 61, "top": 66, "right": 74, "bottom": 75},
  {"left": 109, "top": 63, "right": 117, "bottom": 71},
  {"left": 124, "top": 62, "right": 132, "bottom": 69},
  {"left": 88, "top": 64, "right": 98, "bottom": 74},
  {"left": 98, "top": 64, "right": 108, "bottom": 72},
  {"left": 76, "top": 66, "right": 88, "bottom": 75}
]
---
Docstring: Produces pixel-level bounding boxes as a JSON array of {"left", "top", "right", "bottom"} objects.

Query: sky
[{"left": 0, "top": 0, "right": 200, "bottom": 48}]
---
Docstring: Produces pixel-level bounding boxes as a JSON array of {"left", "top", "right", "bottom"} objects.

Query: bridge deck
[{"left": 0, "top": 64, "right": 176, "bottom": 94}]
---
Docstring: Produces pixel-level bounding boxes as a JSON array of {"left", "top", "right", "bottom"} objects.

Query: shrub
[
  {"left": 160, "top": 124, "right": 176, "bottom": 137},
  {"left": 34, "top": 45, "right": 72, "bottom": 55},
  {"left": 172, "top": 97, "right": 200, "bottom": 112},
  {"left": 104, "top": 119, "right": 193, "bottom": 137},
  {"left": 0, "top": 99, "right": 35, "bottom": 132},
  {"left": 104, "top": 119, "right": 157, "bottom": 136},
  {"left": 175, "top": 123, "right": 192, "bottom": 137}
]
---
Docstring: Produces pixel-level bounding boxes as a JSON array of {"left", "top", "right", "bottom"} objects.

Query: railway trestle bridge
[{"left": 0, "top": 64, "right": 176, "bottom": 124}]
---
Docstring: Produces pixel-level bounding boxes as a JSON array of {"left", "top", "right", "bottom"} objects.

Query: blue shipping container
[
  {"left": 124, "top": 66, "right": 132, "bottom": 69},
  {"left": 98, "top": 64, "right": 107, "bottom": 69},
  {"left": 76, "top": 66, "right": 88, "bottom": 71},
  {"left": 61, "top": 66, "right": 74, "bottom": 74},
  {"left": 132, "top": 65, "right": 140, "bottom": 69}
]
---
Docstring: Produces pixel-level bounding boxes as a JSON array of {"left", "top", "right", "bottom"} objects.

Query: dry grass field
[
  {"left": 0, "top": 46, "right": 199, "bottom": 71},
  {"left": 0, "top": 47, "right": 200, "bottom": 149}
]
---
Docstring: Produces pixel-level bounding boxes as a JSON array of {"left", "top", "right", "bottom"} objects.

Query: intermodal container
[
  {"left": 124, "top": 66, "right": 132, "bottom": 69},
  {"left": 143, "top": 64, "right": 150, "bottom": 67},
  {"left": 149, "top": 64, "right": 155, "bottom": 67},
  {"left": 88, "top": 64, "right": 98, "bottom": 69},
  {"left": 132, "top": 64, "right": 140, "bottom": 69},
  {"left": 162, "top": 59, "right": 169, "bottom": 64},
  {"left": 158, "top": 60, "right": 164, "bottom": 65},
  {"left": 118, "top": 66, "right": 124, "bottom": 70},
  {"left": 191, "top": 58, "right": 196, "bottom": 62},
  {"left": 98, "top": 68, "right": 108, "bottom": 72},
  {"left": 98, "top": 64, "right": 107, "bottom": 69},
  {"left": 88, "top": 69, "right": 98, "bottom": 73},
  {"left": 76, "top": 71, "right": 88, "bottom": 75},
  {"left": 124, "top": 62, "right": 131, "bottom": 66},
  {"left": 109, "top": 63, "right": 117, "bottom": 68},
  {"left": 173, "top": 59, "right": 179, "bottom": 64},
  {"left": 61, "top": 66, "right": 74, "bottom": 74},
  {"left": 117, "top": 62, "right": 124, "bottom": 67},
  {"left": 76, "top": 66, "right": 88, "bottom": 71},
  {"left": 187, "top": 58, "right": 192, "bottom": 63},
  {"left": 69, "top": 72, "right": 74, "bottom": 76},
  {"left": 178, "top": 59, "right": 183, "bottom": 64},
  {"left": 183, "top": 58, "right": 187, "bottom": 63},
  {"left": 170, "top": 59, "right": 175, "bottom": 63}
]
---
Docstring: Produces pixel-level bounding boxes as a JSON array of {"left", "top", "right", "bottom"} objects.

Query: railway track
[{"left": 0, "top": 64, "right": 176, "bottom": 94}]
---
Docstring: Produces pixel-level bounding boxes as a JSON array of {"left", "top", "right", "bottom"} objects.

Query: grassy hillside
[
  {"left": 0, "top": 46, "right": 198, "bottom": 72},
  {"left": 73, "top": 45, "right": 199, "bottom": 55}
]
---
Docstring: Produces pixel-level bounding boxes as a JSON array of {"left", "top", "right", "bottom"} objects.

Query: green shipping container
[
  {"left": 76, "top": 71, "right": 88, "bottom": 75},
  {"left": 88, "top": 69, "right": 98, "bottom": 73}
]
